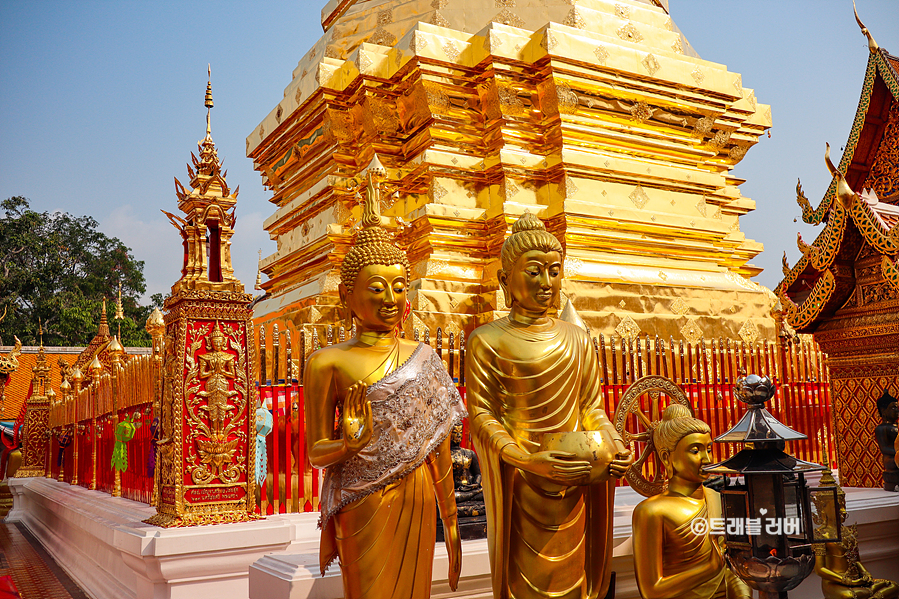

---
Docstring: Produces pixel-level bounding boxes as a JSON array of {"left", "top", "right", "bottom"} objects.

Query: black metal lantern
[{"left": 704, "top": 374, "right": 840, "bottom": 599}]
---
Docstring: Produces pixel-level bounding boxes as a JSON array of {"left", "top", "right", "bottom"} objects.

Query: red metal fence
[
  {"left": 49, "top": 355, "right": 156, "bottom": 503},
  {"left": 253, "top": 326, "right": 834, "bottom": 514},
  {"left": 38, "top": 323, "right": 832, "bottom": 513}
]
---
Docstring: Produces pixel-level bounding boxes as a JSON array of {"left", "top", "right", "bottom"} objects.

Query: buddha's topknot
[
  {"left": 652, "top": 404, "right": 709, "bottom": 456},
  {"left": 500, "top": 212, "right": 564, "bottom": 273},
  {"left": 339, "top": 167, "right": 411, "bottom": 291}
]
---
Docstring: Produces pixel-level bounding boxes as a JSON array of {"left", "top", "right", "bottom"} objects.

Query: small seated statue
[
  {"left": 633, "top": 404, "right": 751, "bottom": 599},
  {"left": 874, "top": 390, "right": 898, "bottom": 492},
  {"left": 449, "top": 423, "right": 483, "bottom": 515},
  {"left": 813, "top": 466, "right": 899, "bottom": 598}
]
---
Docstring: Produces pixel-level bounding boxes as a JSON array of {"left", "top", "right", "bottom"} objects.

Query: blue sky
[{"left": 2, "top": 1, "right": 897, "bottom": 302}]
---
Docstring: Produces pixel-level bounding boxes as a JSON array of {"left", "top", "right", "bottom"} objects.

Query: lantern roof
[
  {"left": 705, "top": 446, "right": 823, "bottom": 476},
  {"left": 715, "top": 404, "right": 806, "bottom": 443}
]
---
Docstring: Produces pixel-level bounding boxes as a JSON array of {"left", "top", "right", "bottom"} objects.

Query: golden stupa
[{"left": 248, "top": 0, "right": 774, "bottom": 344}]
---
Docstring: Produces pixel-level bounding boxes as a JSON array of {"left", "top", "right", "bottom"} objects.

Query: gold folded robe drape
[
  {"left": 466, "top": 317, "right": 617, "bottom": 599},
  {"left": 319, "top": 344, "right": 466, "bottom": 599},
  {"left": 666, "top": 502, "right": 726, "bottom": 599},
  {"left": 633, "top": 489, "right": 751, "bottom": 599}
]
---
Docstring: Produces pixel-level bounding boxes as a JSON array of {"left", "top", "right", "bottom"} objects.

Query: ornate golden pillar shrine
[
  {"left": 146, "top": 73, "right": 258, "bottom": 527},
  {"left": 249, "top": 0, "right": 774, "bottom": 344},
  {"left": 15, "top": 336, "right": 51, "bottom": 479}
]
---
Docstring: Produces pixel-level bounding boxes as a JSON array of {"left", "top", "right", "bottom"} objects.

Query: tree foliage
[{"left": 0, "top": 197, "right": 152, "bottom": 347}]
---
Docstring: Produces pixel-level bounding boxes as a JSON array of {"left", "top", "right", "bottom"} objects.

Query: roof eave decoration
[
  {"left": 778, "top": 270, "right": 837, "bottom": 332},
  {"left": 800, "top": 10, "right": 899, "bottom": 226},
  {"left": 778, "top": 10, "right": 899, "bottom": 332},
  {"left": 776, "top": 146, "right": 857, "bottom": 331},
  {"left": 778, "top": 170, "right": 899, "bottom": 333}
]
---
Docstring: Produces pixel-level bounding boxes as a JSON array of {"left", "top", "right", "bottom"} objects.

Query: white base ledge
[
  {"left": 249, "top": 485, "right": 899, "bottom": 599},
  {"left": 8, "top": 477, "right": 897, "bottom": 599}
]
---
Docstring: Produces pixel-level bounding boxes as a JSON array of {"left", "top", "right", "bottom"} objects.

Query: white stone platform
[
  {"left": 7, "top": 477, "right": 298, "bottom": 599},
  {"left": 249, "top": 482, "right": 899, "bottom": 599},
  {"left": 7, "top": 476, "right": 898, "bottom": 599}
]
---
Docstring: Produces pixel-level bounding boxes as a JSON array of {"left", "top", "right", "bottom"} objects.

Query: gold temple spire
[
  {"left": 205, "top": 64, "right": 214, "bottom": 139},
  {"left": 114, "top": 281, "right": 125, "bottom": 339},
  {"left": 38, "top": 317, "right": 43, "bottom": 348},
  {"left": 98, "top": 298, "right": 110, "bottom": 339},
  {"left": 853, "top": 1, "right": 879, "bottom": 51},
  {"left": 115, "top": 282, "right": 125, "bottom": 320},
  {"left": 165, "top": 68, "right": 243, "bottom": 295}
]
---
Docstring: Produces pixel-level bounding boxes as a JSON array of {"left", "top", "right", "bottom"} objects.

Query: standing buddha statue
[
  {"left": 303, "top": 157, "right": 466, "bottom": 599},
  {"left": 632, "top": 404, "right": 751, "bottom": 599},
  {"left": 466, "top": 212, "right": 632, "bottom": 599}
]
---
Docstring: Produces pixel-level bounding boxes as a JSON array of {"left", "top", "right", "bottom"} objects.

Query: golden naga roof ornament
[
  {"left": 0, "top": 337, "right": 22, "bottom": 376},
  {"left": 796, "top": 179, "right": 813, "bottom": 214},
  {"left": 824, "top": 143, "right": 857, "bottom": 211},
  {"left": 853, "top": 1, "right": 879, "bottom": 51},
  {"left": 782, "top": 252, "right": 792, "bottom": 279},
  {"left": 797, "top": 232, "right": 815, "bottom": 258}
]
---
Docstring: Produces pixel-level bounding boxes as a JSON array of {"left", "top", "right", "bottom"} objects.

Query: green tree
[{"left": 0, "top": 196, "right": 151, "bottom": 347}]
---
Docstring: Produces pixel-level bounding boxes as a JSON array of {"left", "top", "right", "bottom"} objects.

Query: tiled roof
[
  {"left": 0, "top": 348, "right": 80, "bottom": 421},
  {"left": 0, "top": 346, "right": 151, "bottom": 421}
]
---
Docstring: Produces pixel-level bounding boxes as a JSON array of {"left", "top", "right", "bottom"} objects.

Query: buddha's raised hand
[{"left": 342, "top": 382, "right": 372, "bottom": 453}]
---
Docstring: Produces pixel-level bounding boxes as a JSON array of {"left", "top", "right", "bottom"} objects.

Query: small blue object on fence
[{"left": 255, "top": 406, "right": 273, "bottom": 484}]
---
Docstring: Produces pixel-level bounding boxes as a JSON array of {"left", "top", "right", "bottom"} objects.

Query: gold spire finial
[
  {"left": 205, "top": 64, "right": 214, "bottom": 138},
  {"left": 853, "top": 1, "right": 879, "bottom": 51},
  {"left": 339, "top": 154, "right": 411, "bottom": 292},
  {"left": 38, "top": 316, "right": 43, "bottom": 348},
  {"left": 255, "top": 249, "right": 263, "bottom": 291},
  {"left": 99, "top": 297, "right": 110, "bottom": 338},
  {"left": 115, "top": 281, "right": 125, "bottom": 321}
]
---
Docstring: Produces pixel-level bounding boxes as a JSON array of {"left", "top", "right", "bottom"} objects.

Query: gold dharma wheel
[{"left": 613, "top": 375, "right": 692, "bottom": 497}]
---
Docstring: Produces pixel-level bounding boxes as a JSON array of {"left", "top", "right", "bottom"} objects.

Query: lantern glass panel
[
  {"left": 783, "top": 478, "right": 805, "bottom": 540},
  {"left": 722, "top": 488, "right": 750, "bottom": 547},
  {"left": 808, "top": 487, "right": 840, "bottom": 543},
  {"left": 747, "top": 473, "right": 783, "bottom": 554}
]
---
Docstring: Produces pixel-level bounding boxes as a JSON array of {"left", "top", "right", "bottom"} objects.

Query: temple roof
[
  {"left": 776, "top": 26, "right": 899, "bottom": 333},
  {"left": 0, "top": 347, "right": 79, "bottom": 421}
]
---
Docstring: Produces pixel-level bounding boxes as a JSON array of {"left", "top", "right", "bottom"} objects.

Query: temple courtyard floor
[{"left": 0, "top": 521, "right": 89, "bottom": 599}]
